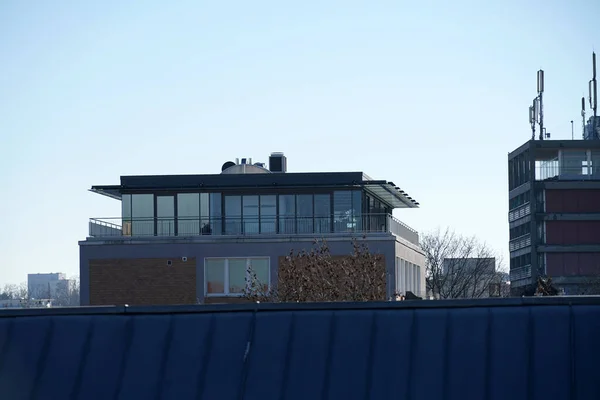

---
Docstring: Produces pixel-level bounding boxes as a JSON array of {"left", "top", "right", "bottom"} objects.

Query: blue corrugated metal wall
[{"left": 1, "top": 298, "right": 600, "bottom": 400}]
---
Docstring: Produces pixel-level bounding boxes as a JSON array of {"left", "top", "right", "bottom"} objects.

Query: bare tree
[
  {"left": 54, "top": 276, "right": 81, "bottom": 307},
  {"left": 244, "top": 238, "right": 387, "bottom": 303},
  {"left": 422, "top": 228, "right": 507, "bottom": 299}
]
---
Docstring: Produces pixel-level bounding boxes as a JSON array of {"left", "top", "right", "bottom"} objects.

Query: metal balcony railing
[
  {"left": 508, "top": 203, "right": 531, "bottom": 222},
  {"left": 509, "top": 234, "right": 531, "bottom": 252},
  {"left": 89, "top": 213, "right": 419, "bottom": 245},
  {"left": 510, "top": 265, "right": 532, "bottom": 282}
]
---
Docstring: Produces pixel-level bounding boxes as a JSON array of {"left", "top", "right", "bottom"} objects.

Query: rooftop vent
[{"left": 269, "top": 152, "right": 287, "bottom": 173}]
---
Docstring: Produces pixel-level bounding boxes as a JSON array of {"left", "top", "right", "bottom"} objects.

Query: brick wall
[{"left": 89, "top": 258, "right": 196, "bottom": 306}]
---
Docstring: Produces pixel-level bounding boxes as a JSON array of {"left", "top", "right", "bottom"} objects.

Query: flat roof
[{"left": 90, "top": 171, "right": 419, "bottom": 208}]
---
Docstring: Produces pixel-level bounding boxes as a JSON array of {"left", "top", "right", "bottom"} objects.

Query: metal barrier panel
[{"left": 0, "top": 300, "right": 600, "bottom": 400}]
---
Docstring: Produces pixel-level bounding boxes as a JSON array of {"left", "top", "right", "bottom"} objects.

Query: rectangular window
[
  {"left": 177, "top": 193, "right": 200, "bottom": 235},
  {"left": 122, "top": 194, "right": 132, "bottom": 236},
  {"left": 314, "top": 194, "right": 331, "bottom": 233},
  {"left": 333, "top": 191, "right": 353, "bottom": 232},
  {"left": 209, "top": 193, "right": 222, "bottom": 235},
  {"left": 260, "top": 195, "right": 277, "bottom": 234},
  {"left": 157, "top": 196, "right": 175, "bottom": 236},
  {"left": 200, "top": 193, "right": 210, "bottom": 234},
  {"left": 204, "top": 257, "right": 270, "bottom": 296},
  {"left": 131, "top": 194, "right": 154, "bottom": 236},
  {"left": 279, "top": 195, "right": 296, "bottom": 234},
  {"left": 297, "top": 194, "right": 313, "bottom": 234},
  {"left": 243, "top": 195, "right": 259, "bottom": 234},
  {"left": 224, "top": 196, "right": 242, "bottom": 234}
]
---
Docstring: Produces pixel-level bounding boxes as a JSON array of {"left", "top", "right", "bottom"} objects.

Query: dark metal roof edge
[{"left": 3, "top": 297, "right": 600, "bottom": 318}]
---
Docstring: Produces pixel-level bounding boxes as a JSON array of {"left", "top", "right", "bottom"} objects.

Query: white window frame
[{"left": 204, "top": 257, "right": 271, "bottom": 297}]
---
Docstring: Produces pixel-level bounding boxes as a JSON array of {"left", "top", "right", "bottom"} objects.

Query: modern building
[
  {"left": 79, "top": 152, "right": 426, "bottom": 305},
  {"left": 508, "top": 139, "right": 600, "bottom": 295},
  {"left": 27, "top": 273, "right": 71, "bottom": 299}
]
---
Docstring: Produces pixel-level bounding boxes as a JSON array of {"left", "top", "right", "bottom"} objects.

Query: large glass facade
[{"left": 118, "top": 189, "right": 387, "bottom": 237}]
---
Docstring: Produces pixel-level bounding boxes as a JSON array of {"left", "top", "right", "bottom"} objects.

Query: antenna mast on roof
[
  {"left": 537, "top": 70, "right": 545, "bottom": 140},
  {"left": 582, "top": 97, "right": 586, "bottom": 138},
  {"left": 589, "top": 52, "right": 598, "bottom": 138}
]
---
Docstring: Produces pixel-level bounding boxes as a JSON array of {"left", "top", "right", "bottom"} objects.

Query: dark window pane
[
  {"left": 243, "top": 195, "right": 259, "bottom": 234},
  {"left": 260, "top": 195, "right": 276, "bottom": 234},
  {"left": 122, "top": 194, "right": 132, "bottom": 236},
  {"left": 248, "top": 258, "right": 270, "bottom": 294},
  {"left": 352, "top": 190, "right": 362, "bottom": 230},
  {"left": 157, "top": 196, "right": 175, "bottom": 236},
  {"left": 297, "top": 194, "right": 313, "bottom": 234},
  {"left": 205, "top": 259, "right": 225, "bottom": 294},
  {"left": 200, "top": 193, "right": 210, "bottom": 234},
  {"left": 333, "top": 191, "right": 352, "bottom": 232},
  {"left": 209, "top": 193, "right": 221, "bottom": 235},
  {"left": 314, "top": 194, "right": 331, "bottom": 233},
  {"left": 177, "top": 193, "right": 200, "bottom": 235},
  {"left": 279, "top": 195, "right": 296, "bottom": 234},
  {"left": 229, "top": 259, "right": 247, "bottom": 294},
  {"left": 131, "top": 194, "right": 154, "bottom": 236},
  {"left": 225, "top": 196, "right": 242, "bottom": 234}
]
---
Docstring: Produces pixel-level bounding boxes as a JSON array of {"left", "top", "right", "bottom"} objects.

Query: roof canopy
[{"left": 90, "top": 171, "right": 419, "bottom": 208}]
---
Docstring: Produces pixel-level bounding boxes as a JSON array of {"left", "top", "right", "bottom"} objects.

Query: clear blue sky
[{"left": 0, "top": 0, "right": 598, "bottom": 284}]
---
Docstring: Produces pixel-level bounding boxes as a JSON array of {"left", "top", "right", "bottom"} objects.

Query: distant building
[
  {"left": 508, "top": 139, "right": 600, "bottom": 295},
  {"left": 27, "top": 273, "right": 71, "bottom": 299}
]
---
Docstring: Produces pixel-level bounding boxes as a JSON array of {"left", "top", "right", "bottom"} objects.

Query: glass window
[
  {"left": 297, "top": 194, "right": 313, "bottom": 234},
  {"left": 243, "top": 195, "right": 259, "bottom": 234},
  {"left": 249, "top": 258, "right": 270, "bottom": 293},
  {"left": 177, "top": 193, "right": 199, "bottom": 235},
  {"left": 122, "top": 194, "right": 132, "bottom": 236},
  {"left": 314, "top": 194, "right": 331, "bottom": 233},
  {"left": 591, "top": 151, "right": 600, "bottom": 177},
  {"left": 228, "top": 259, "right": 248, "bottom": 293},
  {"left": 200, "top": 193, "right": 210, "bottom": 235},
  {"left": 205, "top": 259, "right": 225, "bottom": 294},
  {"left": 260, "top": 195, "right": 277, "bottom": 234},
  {"left": 279, "top": 194, "right": 296, "bottom": 234},
  {"left": 225, "top": 196, "right": 242, "bottom": 234},
  {"left": 157, "top": 196, "right": 175, "bottom": 236},
  {"left": 205, "top": 257, "right": 270, "bottom": 296},
  {"left": 131, "top": 194, "right": 154, "bottom": 236},
  {"left": 333, "top": 191, "right": 352, "bottom": 232},
  {"left": 209, "top": 193, "right": 222, "bottom": 235},
  {"left": 561, "top": 150, "right": 588, "bottom": 177},
  {"left": 352, "top": 190, "right": 362, "bottom": 230}
]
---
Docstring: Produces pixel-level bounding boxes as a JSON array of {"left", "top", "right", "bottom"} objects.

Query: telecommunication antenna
[
  {"left": 537, "top": 70, "right": 545, "bottom": 140},
  {"left": 581, "top": 97, "right": 586, "bottom": 138},
  {"left": 529, "top": 100, "right": 536, "bottom": 140},
  {"left": 589, "top": 52, "right": 598, "bottom": 138}
]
